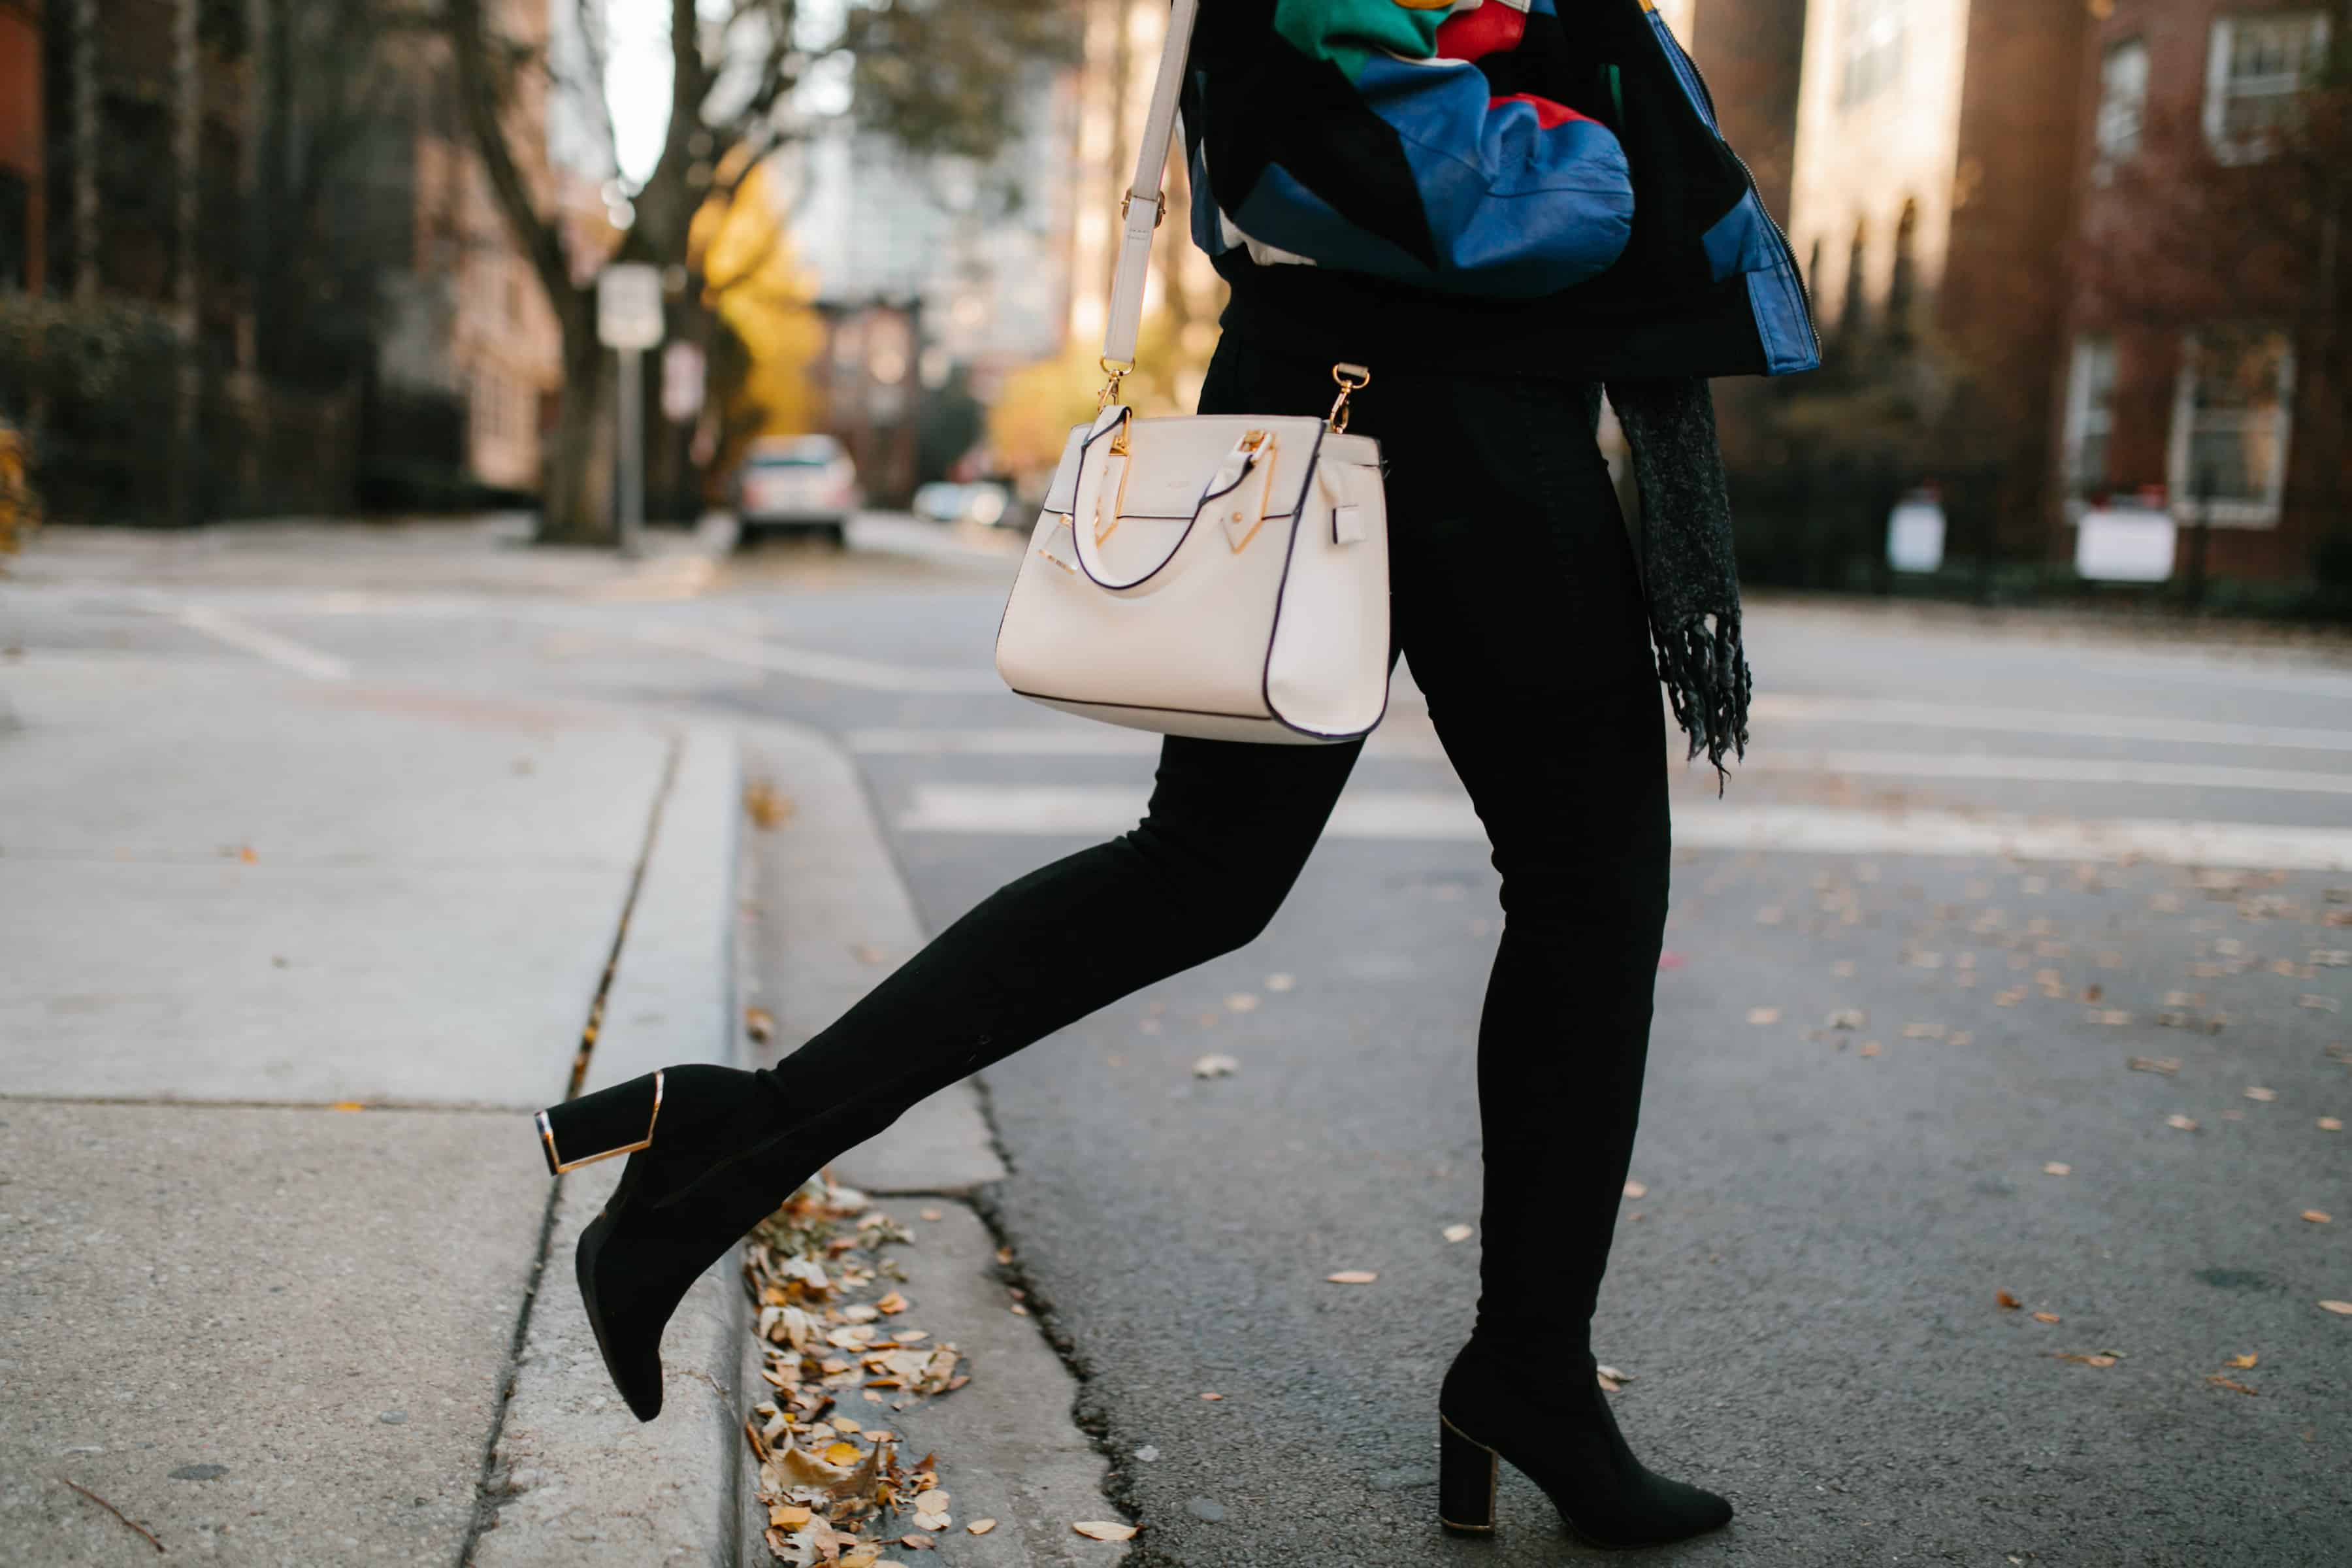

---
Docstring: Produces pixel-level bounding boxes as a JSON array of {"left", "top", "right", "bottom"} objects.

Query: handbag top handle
[{"left": 1101, "top": 0, "right": 1201, "bottom": 384}]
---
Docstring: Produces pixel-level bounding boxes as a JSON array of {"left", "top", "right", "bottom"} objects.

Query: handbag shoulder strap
[{"left": 1103, "top": 0, "right": 1200, "bottom": 370}]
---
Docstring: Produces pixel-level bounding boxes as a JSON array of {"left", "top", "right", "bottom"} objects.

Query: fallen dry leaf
[
  {"left": 1827, "top": 1009, "right": 1867, "bottom": 1030},
  {"left": 1073, "top": 1522, "right": 1138, "bottom": 1542},
  {"left": 968, "top": 1519, "right": 997, "bottom": 1536},
  {"left": 2245, "top": 1086, "right": 2279, "bottom": 1102},
  {"left": 1224, "top": 992, "right": 1260, "bottom": 1013},
  {"left": 1747, "top": 1006, "right": 1782, "bottom": 1025},
  {"left": 1192, "top": 1053, "right": 1239, "bottom": 1079},
  {"left": 1903, "top": 1022, "right": 1945, "bottom": 1039},
  {"left": 1200, "top": 1391, "right": 1223, "bottom": 1401},
  {"left": 2317, "top": 1117, "right": 2342, "bottom": 1131},
  {"left": 2226, "top": 1352, "right": 2258, "bottom": 1369},
  {"left": 744, "top": 783, "right": 794, "bottom": 830},
  {"left": 1857, "top": 1041, "right": 1883, "bottom": 1058},
  {"left": 745, "top": 1006, "right": 776, "bottom": 1044},
  {"left": 2033, "top": 1311, "right": 2062, "bottom": 1324},
  {"left": 1443, "top": 1224, "right": 1474, "bottom": 1243},
  {"left": 2207, "top": 1374, "right": 2259, "bottom": 1395},
  {"left": 1622, "top": 1180, "right": 1648, "bottom": 1198},
  {"left": 2128, "top": 1057, "right": 2181, "bottom": 1075},
  {"left": 2304, "top": 1210, "right": 2334, "bottom": 1224},
  {"left": 2166, "top": 1114, "right": 2200, "bottom": 1131},
  {"left": 1997, "top": 1290, "right": 2022, "bottom": 1310},
  {"left": 2319, "top": 1300, "right": 2352, "bottom": 1315},
  {"left": 2044, "top": 1162, "right": 2072, "bottom": 1176},
  {"left": 1326, "top": 1271, "right": 1378, "bottom": 1284},
  {"left": 1265, "top": 973, "right": 1296, "bottom": 992}
]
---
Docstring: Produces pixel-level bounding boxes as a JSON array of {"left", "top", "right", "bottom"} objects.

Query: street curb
[
  {"left": 470, "top": 725, "right": 751, "bottom": 1567},
  {"left": 730, "top": 720, "right": 1126, "bottom": 1566},
  {"left": 738, "top": 721, "right": 1005, "bottom": 1196}
]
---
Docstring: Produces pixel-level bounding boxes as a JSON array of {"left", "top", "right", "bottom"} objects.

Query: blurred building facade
[
  {"left": 1784, "top": 0, "right": 2091, "bottom": 558},
  {"left": 368, "top": 0, "right": 564, "bottom": 502},
  {"left": 7, "top": 0, "right": 561, "bottom": 521},
  {"left": 2056, "top": 0, "right": 2338, "bottom": 580},
  {"left": 1, "top": 0, "right": 42, "bottom": 293}
]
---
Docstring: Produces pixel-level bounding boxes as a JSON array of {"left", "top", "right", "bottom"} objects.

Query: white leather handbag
[{"left": 993, "top": 0, "right": 1390, "bottom": 745}]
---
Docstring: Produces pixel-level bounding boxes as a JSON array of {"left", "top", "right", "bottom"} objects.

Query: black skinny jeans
[{"left": 755, "top": 335, "right": 1673, "bottom": 1350}]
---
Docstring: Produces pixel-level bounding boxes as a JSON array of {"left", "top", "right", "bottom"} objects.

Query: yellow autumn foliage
[
  {"left": 987, "top": 308, "right": 1213, "bottom": 485},
  {"left": 692, "top": 159, "right": 827, "bottom": 444}
]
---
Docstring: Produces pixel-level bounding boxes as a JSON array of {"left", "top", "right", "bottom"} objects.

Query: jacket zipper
[{"left": 1647, "top": 17, "right": 1822, "bottom": 358}]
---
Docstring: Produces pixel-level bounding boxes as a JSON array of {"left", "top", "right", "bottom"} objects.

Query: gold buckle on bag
[
  {"left": 1096, "top": 357, "right": 1134, "bottom": 414},
  {"left": 1328, "top": 363, "right": 1371, "bottom": 433}
]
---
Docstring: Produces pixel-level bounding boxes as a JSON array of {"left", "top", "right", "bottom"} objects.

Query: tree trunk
[
  {"left": 71, "top": 0, "right": 97, "bottom": 302},
  {"left": 540, "top": 321, "right": 617, "bottom": 545},
  {"left": 169, "top": 0, "right": 202, "bottom": 526}
]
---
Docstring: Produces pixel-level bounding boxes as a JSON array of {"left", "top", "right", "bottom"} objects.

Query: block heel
[
  {"left": 535, "top": 1070, "right": 664, "bottom": 1177},
  {"left": 1438, "top": 1339, "right": 1733, "bottom": 1548},
  {"left": 526, "top": 1063, "right": 806, "bottom": 1422},
  {"left": 1439, "top": 1413, "right": 1499, "bottom": 1533}
]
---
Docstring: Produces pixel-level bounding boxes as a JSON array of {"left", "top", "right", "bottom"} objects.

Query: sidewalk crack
[{"left": 456, "top": 732, "right": 685, "bottom": 1567}]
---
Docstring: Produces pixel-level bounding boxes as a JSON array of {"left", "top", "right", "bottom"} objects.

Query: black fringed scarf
[{"left": 1586, "top": 377, "right": 1752, "bottom": 790}]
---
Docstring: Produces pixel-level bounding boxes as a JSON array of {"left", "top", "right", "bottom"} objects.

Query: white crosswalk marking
[
  {"left": 174, "top": 604, "right": 352, "bottom": 681},
  {"left": 895, "top": 783, "right": 2352, "bottom": 870}
]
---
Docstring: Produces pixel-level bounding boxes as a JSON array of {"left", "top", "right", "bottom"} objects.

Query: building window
[
  {"left": 474, "top": 364, "right": 510, "bottom": 443},
  {"left": 2205, "top": 13, "right": 2332, "bottom": 163},
  {"left": 2095, "top": 39, "right": 2150, "bottom": 172},
  {"left": 2170, "top": 328, "right": 2295, "bottom": 525},
  {"left": 1886, "top": 199, "right": 1919, "bottom": 333},
  {"left": 2063, "top": 336, "right": 2118, "bottom": 497},
  {"left": 1840, "top": 0, "right": 1910, "bottom": 108},
  {"left": 1840, "top": 220, "right": 1869, "bottom": 338}
]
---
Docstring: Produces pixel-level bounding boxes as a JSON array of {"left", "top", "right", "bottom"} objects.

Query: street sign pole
[
  {"left": 616, "top": 346, "right": 644, "bottom": 560},
  {"left": 596, "top": 263, "right": 665, "bottom": 558}
]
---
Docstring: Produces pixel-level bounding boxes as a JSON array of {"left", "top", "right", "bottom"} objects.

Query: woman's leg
[
  {"left": 747, "top": 728, "right": 1364, "bottom": 1161},
  {"left": 1299, "top": 350, "right": 1723, "bottom": 1542}
]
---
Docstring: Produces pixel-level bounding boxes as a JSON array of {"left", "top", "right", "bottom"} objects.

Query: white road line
[
  {"left": 894, "top": 783, "right": 2352, "bottom": 870},
  {"left": 630, "top": 624, "right": 1003, "bottom": 693},
  {"left": 174, "top": 604, "right": 351, "bottom": 681},
  {"left": 847, "top": 727, "right": 1449, "bottom": 759},
  {"left": 1747, "top": 751, "right": 2352, "bottom": 796},
  {"left": 1751, "top": 695, "right": 2352, "bottom": 753},
  {"left": 851, "top": 729, "right": 2351, "bottom": 794}
]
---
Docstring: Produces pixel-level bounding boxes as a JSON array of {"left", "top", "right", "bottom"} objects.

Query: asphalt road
[{"left": 7, "top": 514, "right": 2349, "bottom": 1567}]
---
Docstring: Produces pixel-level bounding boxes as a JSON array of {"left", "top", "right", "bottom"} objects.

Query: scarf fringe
[{"left": 1655, "top": 613, "right": 1751, "bottom": 795}]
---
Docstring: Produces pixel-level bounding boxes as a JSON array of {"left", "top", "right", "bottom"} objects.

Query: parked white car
[
  {"left": 735, "top": 434, "right": 858, "bottom": 545},
  {"left": 911, "top": 480, "right": 1012, "bottom": 529}
]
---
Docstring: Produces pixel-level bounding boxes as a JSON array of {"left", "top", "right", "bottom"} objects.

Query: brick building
[
  {"left": 0, "top": 0, "right": 41, "bottom": 293},
  {"left": 1783, "top": 0, "right": 2091, "bottom": 555},
  {"left": 1679, "top": 0, "right": 1809, "bottom": 474},
  {"left": 2055, "top": 1, "right": 2341, "bottom": 580}
]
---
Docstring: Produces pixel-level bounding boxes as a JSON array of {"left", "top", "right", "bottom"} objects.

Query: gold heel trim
[
  {"left": 1438, "top": 1411, "right": 1501, "bottom": 1533},
  {"left": 540, "top": 1069, "right": 664, "bottom": 1173}
]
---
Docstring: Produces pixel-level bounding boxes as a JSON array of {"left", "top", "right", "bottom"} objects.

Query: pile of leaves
[{"left": 741, "top": 1177, "right": 973, "bottom": 1568}]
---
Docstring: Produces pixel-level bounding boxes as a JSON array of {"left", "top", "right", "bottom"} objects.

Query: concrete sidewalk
[{"left": 0, "top": 651, "right": 740, "bottom": 1564}]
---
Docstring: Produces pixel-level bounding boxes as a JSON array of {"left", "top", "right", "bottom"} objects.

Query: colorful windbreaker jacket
[{"left": 1180, "top": 0, "right": 1821, "bottom": 379}]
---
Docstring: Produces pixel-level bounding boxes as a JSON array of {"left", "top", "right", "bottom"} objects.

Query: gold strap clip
[{"left": 1328, "top": 363, "right": 1371, "bottom": 433}]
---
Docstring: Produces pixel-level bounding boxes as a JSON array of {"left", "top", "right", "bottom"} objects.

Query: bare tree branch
[{"left": 445, "top": 0, "right": 581, "bottom": 317}]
